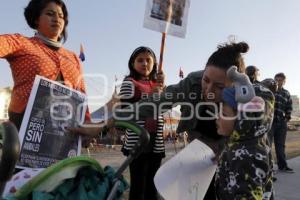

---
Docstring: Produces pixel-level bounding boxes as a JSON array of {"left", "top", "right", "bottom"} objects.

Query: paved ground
[
  {"left": 83, "top": 141, "right": 186, "bottom": 168},
  {"left": 274, "top": 156, "right": 300, "bottom": 200},
  {"left": 272, "top": 130, "right": 300, "bottom": 199},
  {"left": 84, "top": 131, "right": 300, "bottom": 199}
]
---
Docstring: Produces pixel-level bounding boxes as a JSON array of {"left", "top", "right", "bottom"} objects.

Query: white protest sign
[
  {"left": 154, "top": 139, "right": 217, "bottom": 200},
  {"left": 17, "top": 76, "right": 87, "bottom": 169}
]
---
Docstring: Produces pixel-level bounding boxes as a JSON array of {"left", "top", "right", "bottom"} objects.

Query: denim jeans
[{"left": 272, "top": 120, "right": 288, "bottom": 169}]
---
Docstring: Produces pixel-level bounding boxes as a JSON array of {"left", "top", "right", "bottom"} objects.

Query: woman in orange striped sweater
[{"left": 0, "top": 0, "right": 89, "bottom": 129}]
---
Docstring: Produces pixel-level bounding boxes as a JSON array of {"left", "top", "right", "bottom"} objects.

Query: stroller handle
[
  {"left": 0, "top": 121, "right": 20, "bottom": 196},
  {"left": 106, "top": 120, "right": 150, "bottom": 200}
]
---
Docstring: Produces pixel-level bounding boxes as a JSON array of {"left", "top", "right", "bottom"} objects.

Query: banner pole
[{"left": 158, "top": 32, "right": 166, "bottom": 72}]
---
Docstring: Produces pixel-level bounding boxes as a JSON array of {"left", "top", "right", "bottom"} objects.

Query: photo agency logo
[{"left": 47, "top": 74, "right": 266, "bottom": 127}]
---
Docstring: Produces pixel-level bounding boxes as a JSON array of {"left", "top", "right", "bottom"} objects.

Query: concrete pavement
[{"left": 274, "top": 156, "right": 300, "bottom": 200}]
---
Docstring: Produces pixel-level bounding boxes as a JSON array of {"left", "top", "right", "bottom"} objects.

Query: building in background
[
  {"left": 91, "top": 87, "right": 119, "bottom": 122},
  {"left": 163, "top": 109, "right": 180, "bottom": 139},
  {"left": 0, "top": 87, "right": 12, "bottom": 122},
  {"left": 288, "top": 95, "right": 300, "bottom": 130},
  {"left": 91, "top": 86, "right": 122, "bottom": 145},
  {"left": 291, "top": 95, "right": 300, "bottom": 117}
]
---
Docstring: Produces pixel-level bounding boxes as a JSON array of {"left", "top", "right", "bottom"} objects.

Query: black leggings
[{"left": 129, "top": 153, "right": 162, "bottom": 200}]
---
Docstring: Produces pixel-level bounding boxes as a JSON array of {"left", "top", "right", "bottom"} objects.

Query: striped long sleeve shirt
[{"left": 119, "top": 78, "right": 165, "bottom": 156}]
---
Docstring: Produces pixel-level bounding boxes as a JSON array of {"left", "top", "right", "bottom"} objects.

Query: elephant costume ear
[{"left": 226, "top": 66, "right": 256, "bottom": 103}]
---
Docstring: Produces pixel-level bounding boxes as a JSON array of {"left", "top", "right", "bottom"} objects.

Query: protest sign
[
  {"left": 17, "top": 76, "right": 87, "bottom": 169},
  {"left": 143, "top": 0, "right": 191, "bottom": 38},
  {"left": 154, "top": 139, "right": 217, "bottom": 200}
]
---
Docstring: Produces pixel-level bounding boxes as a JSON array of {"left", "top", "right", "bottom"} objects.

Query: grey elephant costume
[{"left": 215, "top": 83, "right": 274, "bottom": 200}]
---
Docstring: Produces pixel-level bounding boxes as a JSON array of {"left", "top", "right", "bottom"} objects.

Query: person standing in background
[
  {"left": 272, "top": 73, "right": 293, "bottom": 173},
  {"left": 245, "top": 65, "right": 260, "bottom": 84},
  {"left": 261, "top": 78, "right": 278, "bottom": 146}
]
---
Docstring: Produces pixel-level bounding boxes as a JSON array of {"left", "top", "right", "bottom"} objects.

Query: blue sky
[{"left": 1, "top": 0, "right": 300, "bottom": 111}]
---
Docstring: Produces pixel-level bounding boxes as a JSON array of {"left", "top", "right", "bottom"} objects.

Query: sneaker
[{"left": 279, "top": 166, "right": 294, "bottom": 173}]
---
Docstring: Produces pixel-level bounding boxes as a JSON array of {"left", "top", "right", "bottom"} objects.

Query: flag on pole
[
  {"left": 79, "top": 44, "right": 85, "bottom": 62},
  {"left": 179, "top": 67, "right": 184, "bottom": 78}
]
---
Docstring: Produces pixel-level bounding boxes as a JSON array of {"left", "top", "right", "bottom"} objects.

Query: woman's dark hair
[
  {"left": 127, "top": 46, "right": 157, "bottom": 81},
  {"left": 206, "top": 41, "right": 249, "bottom": 73},
  {"left": 24, "top": 0, "right": 68, "bottom": 42},
  {"left": 245, "top": 65, "right": 259, "bottom": 83}
]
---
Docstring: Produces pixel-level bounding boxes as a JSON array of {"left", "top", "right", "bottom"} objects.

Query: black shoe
[
  {"left": 279, "top": 166, "right": 294, "bottom": 173},
  {"left": 273, "top": 176, "right": 277, "bottom": 182}
]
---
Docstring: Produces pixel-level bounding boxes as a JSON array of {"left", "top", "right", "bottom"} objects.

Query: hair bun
[{"left": 233, "top": 42, "right": 249, "bottom": 53}]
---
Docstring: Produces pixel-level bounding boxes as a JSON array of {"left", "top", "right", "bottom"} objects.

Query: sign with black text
[{"left": 17, "top": 76, "right": 87, "bottom": 169}]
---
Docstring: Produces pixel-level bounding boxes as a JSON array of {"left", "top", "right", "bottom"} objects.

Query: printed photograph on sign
[
  {"left": 150, "top": 0, "right": 186, "bottom": 26},
  {"left": 144, "top": 0, "right": 191, "bottom": 38},
  {"left": 17, "top": 76, "right": 87, "bottom": 169}
]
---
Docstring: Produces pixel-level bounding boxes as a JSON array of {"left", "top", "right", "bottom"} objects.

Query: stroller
[{"left": 0, "top": 120, "right": 150, "bottom": 200}]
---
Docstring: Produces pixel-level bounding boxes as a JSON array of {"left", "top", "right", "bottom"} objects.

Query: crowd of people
[
  {"left": 0, "top": 0, "right": 295, "bottom": 199},
  {"left": 246, "top": 66, "right": 294, "bottom": 174}
]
